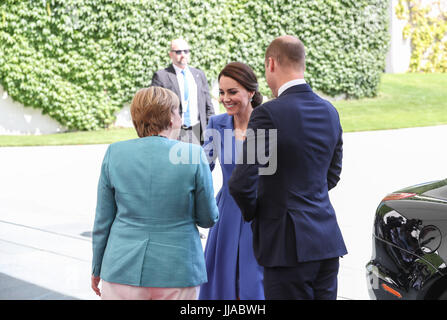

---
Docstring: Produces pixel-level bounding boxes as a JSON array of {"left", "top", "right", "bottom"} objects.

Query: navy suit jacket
[
  {"left": 151, "top": 64, "right": 215, "bottom": 132},
  {"left": 228, "top": 84, "right": 347, "bottom": 267}
]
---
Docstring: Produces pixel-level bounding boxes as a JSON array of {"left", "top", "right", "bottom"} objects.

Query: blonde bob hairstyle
[{"left": 130, "top": 86, "right": 180, "bottom": 138}]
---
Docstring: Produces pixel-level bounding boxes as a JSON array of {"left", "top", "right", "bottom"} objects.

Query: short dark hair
[
  {"left": 218, "top": 62, "right": 263, "bottom": 107},
  {"left": 265, "top": 35, "right": 305, "bottom": 71}
]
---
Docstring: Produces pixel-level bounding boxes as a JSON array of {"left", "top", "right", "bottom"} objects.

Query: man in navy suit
[
  {"left": 228, "top": 35, "right": 347, "bottom": 300},
  {"left": 151, "top": 39, "right": 215, "bottom": 145}
]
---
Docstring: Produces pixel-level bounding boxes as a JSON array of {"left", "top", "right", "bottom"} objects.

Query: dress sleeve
[{"left": 202, "top": 116, "right": 219, "bottom": 172}]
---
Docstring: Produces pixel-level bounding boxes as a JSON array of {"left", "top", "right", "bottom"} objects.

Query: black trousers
[{"left": 263, "top": 257, "right": 340, "bottom": 300}]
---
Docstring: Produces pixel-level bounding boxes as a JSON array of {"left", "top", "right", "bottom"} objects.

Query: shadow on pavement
[{"left": 0, "top": 273, "right": 78, "bottom": 300}]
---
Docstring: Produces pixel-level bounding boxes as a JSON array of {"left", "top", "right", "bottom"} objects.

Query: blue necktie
[{"left": 181, "top": 70, "right": 191, "bottom": 127}]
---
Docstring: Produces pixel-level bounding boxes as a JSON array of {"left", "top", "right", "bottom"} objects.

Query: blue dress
[{"left": 198, "top": 113, "right": 264, "bottom": 300}]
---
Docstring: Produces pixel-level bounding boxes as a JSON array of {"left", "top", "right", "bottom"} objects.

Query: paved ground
[{"left": 1, "top": 124, "right": 446, "bottom": 300}]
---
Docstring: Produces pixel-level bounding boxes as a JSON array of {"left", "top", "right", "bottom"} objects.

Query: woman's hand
[{"left": 91, "top": 275, "right": 101, "bottom": 297}]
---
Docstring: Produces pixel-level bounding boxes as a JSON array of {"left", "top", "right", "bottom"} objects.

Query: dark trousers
[{"left": 263, "top": 257, "right": 339, "bottom": 300}]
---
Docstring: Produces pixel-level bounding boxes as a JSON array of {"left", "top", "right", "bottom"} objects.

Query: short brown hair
[
  {"left": 130, "top": 86, "right": 179, "bottom": 138},
  {"left": 265, "top": 35, "right": 306, "bottom": 71}
]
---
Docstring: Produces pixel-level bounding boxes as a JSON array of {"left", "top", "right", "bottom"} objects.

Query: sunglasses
[{"left": 171, "top": 49, "right": 190, "bottom": 55}]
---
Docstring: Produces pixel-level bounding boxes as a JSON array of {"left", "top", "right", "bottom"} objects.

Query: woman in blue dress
[{"left": 199, "top": 62, "right": 265, "bottom": 300}]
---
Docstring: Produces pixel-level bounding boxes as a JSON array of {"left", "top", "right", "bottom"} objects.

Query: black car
[{"left": 366, "top": 178, "right": 447, "bottom": 300}]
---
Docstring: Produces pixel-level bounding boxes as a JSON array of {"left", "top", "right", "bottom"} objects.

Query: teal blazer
[{"left": 92, "top": 136, "right": 219, "bottom": 288}]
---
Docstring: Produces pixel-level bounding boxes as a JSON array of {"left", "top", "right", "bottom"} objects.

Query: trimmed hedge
[{"left": 0, "top": 0, "right": 389, "bottom": 130}]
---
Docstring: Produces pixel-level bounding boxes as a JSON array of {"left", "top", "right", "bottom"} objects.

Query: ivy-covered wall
[
  {"left": 0, "top": 0, "right": 389, "bottom": 131},
  {"left": 396, "top": 0, "right": 447, "bottom": 73}
]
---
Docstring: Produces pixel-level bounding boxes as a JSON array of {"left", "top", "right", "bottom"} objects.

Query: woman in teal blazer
[{"left": 91, "top": 87, "right": 219, "bottom": 299}]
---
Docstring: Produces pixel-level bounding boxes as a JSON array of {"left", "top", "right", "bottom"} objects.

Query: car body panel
[{"left": 366, "top": 178, "right": 447, "bottom": 300}]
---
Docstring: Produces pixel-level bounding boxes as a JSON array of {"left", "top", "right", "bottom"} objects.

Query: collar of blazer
[
  {"left": 166, "top": 64, "right": 200, "bottom": 93},
  {"left": 213, "top": 113, "right": 234, "bottom": 131},
  {"left": 165, "top": 64, "right": 181, "bottom": 98},
  {"left": 166, "top": 64, "right": 202, "bottom": 113},
  {"left": 278, "top": 83, "right": 312, "bottom": 97}
]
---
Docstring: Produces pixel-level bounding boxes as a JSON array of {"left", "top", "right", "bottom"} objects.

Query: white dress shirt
[
  {"left": 277, "top": 78, "right": 306, "bottom": 97},
  {"left": 173, "top": 64, "right": 199, "bottom": 127}
]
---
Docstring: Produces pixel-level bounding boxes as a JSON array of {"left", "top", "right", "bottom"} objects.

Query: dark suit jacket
[
  {"left": 151, "top": 64, "right": 215, "bottom": 132},
  {"left": 228, "top": 84, "right": 348, "bottom": 267}
]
